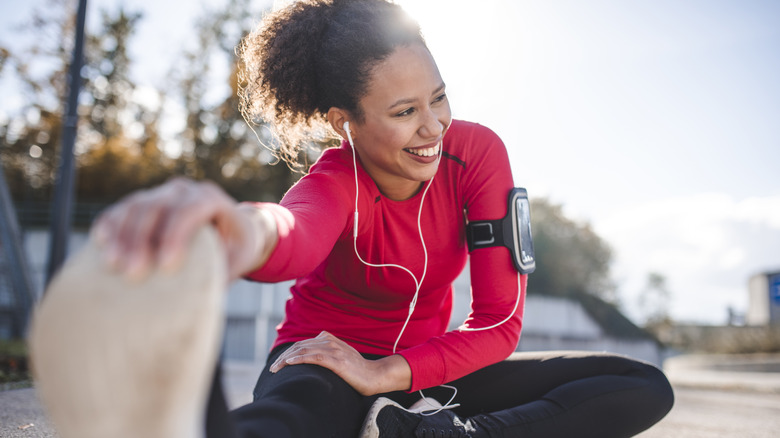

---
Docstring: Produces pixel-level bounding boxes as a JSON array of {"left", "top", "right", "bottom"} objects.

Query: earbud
[{"left": 344, "top": 121, "right": 356, "bottom": 152}]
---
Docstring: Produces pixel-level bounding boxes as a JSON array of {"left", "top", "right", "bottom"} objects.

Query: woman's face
[{"left": 349, "top": 43, "right": 452, "bottom": 201}]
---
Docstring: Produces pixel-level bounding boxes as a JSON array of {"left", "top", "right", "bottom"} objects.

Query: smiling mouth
[{"left": 404, "top": 143, "right": 441, "bottom": 158}]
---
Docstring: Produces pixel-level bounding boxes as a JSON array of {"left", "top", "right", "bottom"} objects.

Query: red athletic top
[{"left": 246, "top": 120, "right": 526, "bottom": 392}]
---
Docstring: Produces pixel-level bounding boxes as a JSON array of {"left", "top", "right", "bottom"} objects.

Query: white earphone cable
[
  {"left": 459, "top": 272, "right": 522, "bottom": 332},
  {"left": 345, "top": 123, "right": 436, "bottom": 354},
  {"left": 343, "top": 121, "right": 522, "bottom": 413}
]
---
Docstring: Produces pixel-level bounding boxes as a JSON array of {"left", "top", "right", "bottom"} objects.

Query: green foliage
[
  {"left": 0, "top": 0, "right": 74, "bottom": 203},
  {"left": 75, "top": 6, "right": 173, "bottom": 201},
  {"left": 1, "top": 0, "right": 323, "bottom": 211},
  {"left": 527, "top": 198, "right": 616, "bottom": 302},
  {"left": 0, "top": 339, "right": 30, "bottom": 387}
]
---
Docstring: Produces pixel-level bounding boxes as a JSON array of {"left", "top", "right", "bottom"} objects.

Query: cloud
[{"left": 597, "top": 193, "right": 780, "bottom": 324}]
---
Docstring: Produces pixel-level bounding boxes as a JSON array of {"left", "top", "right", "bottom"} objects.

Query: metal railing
[{"left": 13, "top": 202, "right": 108, "bottom": 229}]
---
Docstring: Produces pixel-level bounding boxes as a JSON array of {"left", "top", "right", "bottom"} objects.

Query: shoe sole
[
  {"left": 28, "top": 226, "right": 227, "bottom": 438},
  {"left": 359, "top": 397, "right": 405, "bottom": 438}
]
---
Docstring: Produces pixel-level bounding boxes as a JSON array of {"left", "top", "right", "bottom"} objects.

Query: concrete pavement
[
  {"left": 638, "top": 353, "right": 780, "bottom": 438},
  {"left": 637, "top": 386, "right": 780, "bottom": 438},
  {"left": 662, "top": 353, "right": 780, "bottom": 394},
  {"left": 0, "top": 386, "right": 56, "bottom": 438},
  {"left": 0, "top": 362, "right": 262, "bottom": 437}
]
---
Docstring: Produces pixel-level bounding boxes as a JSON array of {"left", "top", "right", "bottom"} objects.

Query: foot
[
  {"left": 28, "top": 226, "right": 227, "bottom": 438},
  {"left": 360, "top": 397, "right": 489, "bottom": 438}
]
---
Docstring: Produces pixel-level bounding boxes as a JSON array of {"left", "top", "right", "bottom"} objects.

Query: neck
[{"left": 377, "top": 180, "right": 425, "bottom": 201}]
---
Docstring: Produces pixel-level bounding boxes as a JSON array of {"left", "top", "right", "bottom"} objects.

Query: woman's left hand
[{"left": 269, "top": 331, "right": 411, "bottom": 396}]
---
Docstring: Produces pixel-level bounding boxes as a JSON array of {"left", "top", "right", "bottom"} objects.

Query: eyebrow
[{"left": 387, "top": 82, "right": 447, "bottom": 110}]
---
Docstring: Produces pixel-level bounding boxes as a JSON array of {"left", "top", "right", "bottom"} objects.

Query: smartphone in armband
[{"left": 466, "top": 187, "right": 536, "bottom": 274}]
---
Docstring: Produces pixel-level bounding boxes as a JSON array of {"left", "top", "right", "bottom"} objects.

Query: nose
[{"left": 418, "top": 106, "right": 446, "bottom": 141}]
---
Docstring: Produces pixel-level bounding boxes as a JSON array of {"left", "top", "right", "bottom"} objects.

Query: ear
[{"left": 327, "top": 107, "right": 352, "bottom": 140}]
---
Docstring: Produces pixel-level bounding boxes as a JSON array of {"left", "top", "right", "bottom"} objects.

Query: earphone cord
[
  {"left": 344, "top": 126, "right": 521, "bottom": 415},
  {"left": 345, "top": 125, "right": 434, "bottom": 354},
  {"left": 459, "top": 272, "right": 523, "bottom": 332},
  {"left": 346, "top": 132, "right": 457, "bottom": 413}
]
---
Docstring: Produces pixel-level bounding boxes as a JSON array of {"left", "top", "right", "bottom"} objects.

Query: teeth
[{"left": 406, "top": 143, "right": 440, "bottom": 157}]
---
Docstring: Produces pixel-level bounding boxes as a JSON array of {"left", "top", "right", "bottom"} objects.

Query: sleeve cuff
[
  {"left": 398, "top": 343, "right": 447, "bottom": 393},
  {"left": 242, "top": 202, "right": 294, "bottom": 282}
]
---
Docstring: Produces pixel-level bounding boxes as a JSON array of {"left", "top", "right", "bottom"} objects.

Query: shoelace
[
  {"left": 418, "top": 416, "right": 478, "bottom": 438},
  {"left": 420, "top": 429, "right": 469, "bottom": 438}
]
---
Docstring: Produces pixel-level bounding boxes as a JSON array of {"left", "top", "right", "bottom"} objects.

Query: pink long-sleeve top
[{"left": 246, "top": 119, "right": 526, "bottom": 392}]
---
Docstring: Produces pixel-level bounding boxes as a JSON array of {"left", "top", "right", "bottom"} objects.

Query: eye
[
  {"left": 433, "top": 92, "right": 447, "bottom": 103},
  {"left": 395, "top": 107, "right": 415, "bottom": 117}
]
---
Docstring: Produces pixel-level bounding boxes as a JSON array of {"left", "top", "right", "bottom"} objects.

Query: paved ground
[
  {"left": 2, "top": 354, "right": 780, "bottom": 437},
  {"left": 637, "top": 387, "right": 780, "bottom": 438},
  {"left": 635, "top": 354, "right": 780, "bottom": 438},
  {"left": 0, "top": 387, "right": 52, "bottom": 438}
]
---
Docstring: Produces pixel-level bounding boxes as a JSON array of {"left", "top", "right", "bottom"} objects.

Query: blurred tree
[
  {"left": 75, "top": 7, "right": 172, "bottom": 201},
  {"left": 0, "top": 108, "right": 62, "bottom": 203},
  {"left": 638, "top": 272, "right": 673, "bottom": 328},
  {"left": 0, "top": 0, "right": 73, "bottom": 203},
  {"left": 527, "top": 198, "right": 616, "bottom": 302},
  {"left": 0, "top": 47, "right": 8, "bottom": 73},
  {"left": 0, "top": 0, "right": 170, "bottom": 205},
  {"left": 1, "top": 0, "right": 322, "bottom": 211},
  {"left": 169, "top": 0, "right": 319, "bottom": 202}
]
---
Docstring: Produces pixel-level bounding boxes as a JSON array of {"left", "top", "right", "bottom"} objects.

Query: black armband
[{"left": 466, "top": 187, "right": 536, "bottom": 274}]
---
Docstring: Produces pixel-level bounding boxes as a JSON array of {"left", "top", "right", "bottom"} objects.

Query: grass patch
[{"left": 0, "top": 339, "right": 31, "bottom": 389}]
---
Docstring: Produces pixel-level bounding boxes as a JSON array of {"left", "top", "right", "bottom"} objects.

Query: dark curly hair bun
[{"left": 238, "top": 0, "right": 425, "bottom": 166}]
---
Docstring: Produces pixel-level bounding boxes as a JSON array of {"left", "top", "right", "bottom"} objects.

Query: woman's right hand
[{"left": 91, "top": 177, "right": 277, "bottom": 282}]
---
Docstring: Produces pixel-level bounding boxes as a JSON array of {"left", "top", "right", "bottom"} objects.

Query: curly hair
[{"left": 237, "top": 0, "right": 425, "bottom": 167}]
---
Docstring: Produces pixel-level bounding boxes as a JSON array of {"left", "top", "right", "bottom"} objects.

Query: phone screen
[{"left": 515, "top": 196, "right": 535, "bottom": 266}]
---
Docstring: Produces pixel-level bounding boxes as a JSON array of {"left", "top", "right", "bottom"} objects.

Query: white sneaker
[
  {"left": 28, "top": 226, "right": 227, "bottom": 438},
  {"left": 360, "top": 397, "right": 487, "bottom": 438}
]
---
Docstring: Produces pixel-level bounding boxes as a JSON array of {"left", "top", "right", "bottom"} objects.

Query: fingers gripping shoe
[
  {"left": 360, "top": 397, "right": 491, "bottom": 438},
  {"left": 28, "top": 226, "right": 227, "bottom": 438}
]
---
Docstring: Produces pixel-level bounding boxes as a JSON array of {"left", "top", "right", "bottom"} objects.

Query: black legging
[{"left": 206, "top": 345, "right": 674, "bottom": 438}]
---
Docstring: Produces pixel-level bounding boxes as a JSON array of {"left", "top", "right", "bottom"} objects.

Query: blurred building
[
  {"left": 18, "top": 229, "right": 666, "bottom": 366},
  {"left": 224, "top": 266, "right": 666, "bottom": 367},
  {"left": 747, "top": 271, "right": 780, "bottom": 326}
]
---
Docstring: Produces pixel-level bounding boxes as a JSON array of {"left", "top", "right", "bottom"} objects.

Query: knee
[
  {"left": 242, "top": 364, "right": 365, "bottom": 437},
  {"left": 257, "top": 364, "right": 352, "bottom": 403},
  {"left": 632, "top": 360, "right": 675, "bottom": 420}
]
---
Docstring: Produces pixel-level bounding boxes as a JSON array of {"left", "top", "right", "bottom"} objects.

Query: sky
[{"left": 1, "top": 0, "right": 778, "bottom": 325}]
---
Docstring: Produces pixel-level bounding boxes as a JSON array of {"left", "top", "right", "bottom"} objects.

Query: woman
[{"left": 39, "top": 0, "right": 674, "bottom": 437}]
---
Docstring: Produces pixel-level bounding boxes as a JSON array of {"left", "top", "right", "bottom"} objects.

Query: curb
[{"left": 663, "top": 353, "right": 780, "bottom": 394}]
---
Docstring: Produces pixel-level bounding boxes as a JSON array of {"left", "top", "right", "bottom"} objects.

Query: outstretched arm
[{"left": 91, "top": 177, "right": 278, "bottom": 282}]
